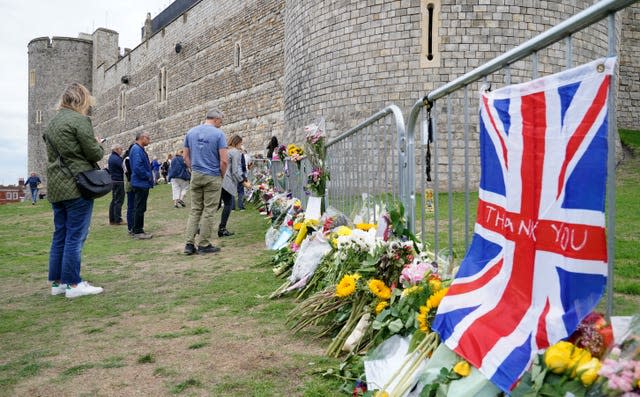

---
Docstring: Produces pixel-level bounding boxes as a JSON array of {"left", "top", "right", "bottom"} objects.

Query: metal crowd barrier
[
  {"left": 403, "top": 0, "right": 636, "bottom": 316},
  {"left": 324, "top": 105, "right": 406, "bottom": 222}
]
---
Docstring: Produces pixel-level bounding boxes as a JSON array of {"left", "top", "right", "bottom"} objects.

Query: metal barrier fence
[
  {"left": 324, "top": 105, "right": 406, "bottom": 222},
  {"left": 404, "top": 0, "right": 637, "bottom": 316}
]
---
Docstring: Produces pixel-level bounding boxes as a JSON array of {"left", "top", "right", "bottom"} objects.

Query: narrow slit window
[
  {"left": 119, "top": 91, "right": 126, "bottom": 121},
  {"left": 29, "top": 70, "right": 36, "bottom": 87},
  {"left": 234, "top": 43, "right": 241, "bottom": 68},
  {"left": 35, "top": 110, "right": 42, "bottom": 125},
  {"left": 421, "top": 0, "right": 441, "bottom": 68},
  {"left": 158, "top": 67, "right": 167, "bottom": 102}
]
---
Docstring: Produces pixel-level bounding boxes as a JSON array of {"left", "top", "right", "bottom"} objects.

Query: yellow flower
[
  {"left": 568, "top": 347, "right": 592, "bottom": 378},
  {"left": 428, "top": 278, "right": 442, "bottom": 292},
  {"left": 401, "top": 285, "right": 423, "bottom": 297},
  {"left": 336, "top": 225, "right": 352, "bottom": 236},
  {"left": 375, "top": 392, "right": 389, "bottom": 397},
  {"left": 368, "top": 279, "right": 391, "bottom": 300},
  {"left": 335, "top": 274, "right": 359, "bottom": 298},
  {"left": 375, "top": 300, "right": 389, "bottom": 314},
  {"left": 287, "top": 144, "right": 303, "bottom": 156},
  {"left": 426, "top": 287, "right": 448, "bottom": 310},
  {"left": 453, "top": 360, "right": 471, "bottom": 377},
  {"left": 576, "top": 357, "right": 601, "bottom": 386},
  {"left": 293, "top": 222, "right": 303, "bottom": 230},
  {"left": 355, "top": 223, "right": 376, "bottom": 231},
  {"left": 544, "top": 341, "right": 574, "bottom": 374},
  {"left": 417, "top": 306, "right": 430, "bottom": 333}
]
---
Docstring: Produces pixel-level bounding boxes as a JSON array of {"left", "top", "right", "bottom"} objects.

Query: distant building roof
[{"left": 142, "top": 0, "right": 201, "bottom": 38}]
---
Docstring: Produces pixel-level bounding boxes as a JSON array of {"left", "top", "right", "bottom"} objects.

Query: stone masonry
[{"left": 28, "top": 0, "right": 639, "bottom": 189}]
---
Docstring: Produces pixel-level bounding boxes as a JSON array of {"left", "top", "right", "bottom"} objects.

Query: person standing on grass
[
  {"left": 129, "top": 131, "right": 154, "bottom": 240},
  {"left": 44, "top": 82, "right": 104, "bottom": 299},
  {"left": 219, "top": 134, "right": 251, "bottom": 237},
  {"left": 182, "top": 108, "right": 228, "bottom": 255},
  {"left": 108, "top": 144, "right": 125, "bottom": 225},
  {"left": 24, "top": 172, "right": 42, "bottom": 205},
  {"left": 151, "top": 157, "right": 161, "bottom": 184},
  {"left": 167, "top": 148, "right": 190, "bottom": 208}
]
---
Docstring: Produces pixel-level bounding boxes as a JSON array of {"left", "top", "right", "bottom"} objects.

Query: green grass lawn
[{"left": 0, "top": 130, "right": 638, "bottom": 395}]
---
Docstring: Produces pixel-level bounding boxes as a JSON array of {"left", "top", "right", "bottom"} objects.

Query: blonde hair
[
  {"left": 228, "top": 134, "right": 243, "bottom": 148},
  {"left": 57, "top": 83, "right": 95, "bottom": 115}
]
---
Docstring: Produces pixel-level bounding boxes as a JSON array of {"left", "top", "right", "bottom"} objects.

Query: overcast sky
[{"left": 0, "top": 0, "right": 173, "bottom": 185}]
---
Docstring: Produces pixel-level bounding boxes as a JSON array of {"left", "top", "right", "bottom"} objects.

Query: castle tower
[{"left": 27, "top": 36, "right": 93, "bottom": 183}]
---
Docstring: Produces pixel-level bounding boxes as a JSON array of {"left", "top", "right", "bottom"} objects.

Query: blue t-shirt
[{"left": 183, "top": 124, "right": 227, "bottom": 176}]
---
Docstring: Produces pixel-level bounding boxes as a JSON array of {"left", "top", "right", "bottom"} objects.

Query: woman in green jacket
[{"left": 45, "top": 83, "right": 105, "bottom": 299}]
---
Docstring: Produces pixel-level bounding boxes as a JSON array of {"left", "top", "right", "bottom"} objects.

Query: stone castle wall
[
  {"left": 27, "top": 37, "right": 93, "bottom": 183},
  {"left": 91, "top": 0, "right": 285, "bottom": 161},
  {"left": 27, "top": 0, "right": 639, "bottom": 188}
]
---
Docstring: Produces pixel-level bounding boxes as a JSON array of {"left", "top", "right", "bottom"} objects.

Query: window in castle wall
[
  {"left": 183, "top": 13, "right": 188, "bottom": 23},
  {"left": 35, "top": 110, "right": 42, "bottom": 125},
  {"left": 118, "top": 91, "right": 126, "bottom": 121},
  {"left": 29, "top": 70, "right": 35, "bottom": 87},
  {"left": 158, "top": 67, "right": 167, "bottom": 102},
  {"left": 234, "top": 43, "right": 241, "bottom": 69},
  {"left": 421, "top": 0, "right": 441, "bottom": 68}
]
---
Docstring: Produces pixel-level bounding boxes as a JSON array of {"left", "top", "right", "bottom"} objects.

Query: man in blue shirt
[
  {"left": 24, "top": 172, "right": 42, "bottom": 205},
  {"left": 108, "top": 144, "right": 125, "bottom": 225},
  {"left": 183, "top": 109, "right": 228, "bottom": 255},
  {"left": 130, "top": 131, "right": 154, "bottom": 239}
]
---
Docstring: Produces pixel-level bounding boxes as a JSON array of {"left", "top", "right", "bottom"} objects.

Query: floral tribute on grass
[{"left": 252, "top": 158, "right": 639, "bottom": 397}]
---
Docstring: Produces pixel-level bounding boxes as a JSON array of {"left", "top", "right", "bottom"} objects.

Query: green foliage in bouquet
[
  {"left": 420, "top": 366, "right": 464, "bottom": 397},
  {"left": 387, "top": 201, "right": 419, "bottom": 248},
  {"left": 512, "top": 353, "right": 593, "bottom": 397}
]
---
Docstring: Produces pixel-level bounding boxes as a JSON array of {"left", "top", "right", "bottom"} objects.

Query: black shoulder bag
[{"left": 44, "top": 135, "right": 112, "bottom": 199}]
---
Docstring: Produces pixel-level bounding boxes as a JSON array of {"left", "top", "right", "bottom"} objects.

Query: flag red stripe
[
  {"left": 482, "top": 96, "right": 509, "bottom": 169},
  {"left": 535, "top": 299, "right": 551, "bottom": 349},
  {"left": 447, "top": 259, "right": 503, "bottom": 296},
  {"left": 557, "top": 76, "right": 610, "bottom": 199}
]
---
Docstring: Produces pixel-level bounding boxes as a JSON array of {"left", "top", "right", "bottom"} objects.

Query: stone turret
[{"left": 27, "top": 36, "right": 93, "bottom": 183}]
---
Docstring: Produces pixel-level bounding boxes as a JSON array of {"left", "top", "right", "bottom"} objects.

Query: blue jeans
[
  {"left": 48, "top": 197, "right": 94, "bottom": 285},
  {"left": 30, "top": 187, "right": 38, "bottom": 203}
]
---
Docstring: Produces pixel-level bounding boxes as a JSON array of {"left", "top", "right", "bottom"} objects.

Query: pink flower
[{"left": 399, "top": 262, "right": 431, "bottom": 286}]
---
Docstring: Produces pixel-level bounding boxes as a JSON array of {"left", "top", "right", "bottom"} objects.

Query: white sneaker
[
  {"left": 65, "top": 281, "right": 104, "bottom": 299},
  {"left": 51, "top": 282, "right": 68, "bottom": 296}
]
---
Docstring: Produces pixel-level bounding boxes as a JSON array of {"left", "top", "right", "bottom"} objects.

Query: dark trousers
[
  {"left": 126, "top": 190, "right": 134, "bottom": 232},
  {"left": 233, "top": 181, "right": 245, "bottom": 210},
  {"left": 132, "top": 188, "right": 149, "bottom": 234},
  {"left": 219, "top": 188, "right": 233, "bottom": 230},
  {"left": 109, "top": 182, "right": 125, "bottom": 223}
]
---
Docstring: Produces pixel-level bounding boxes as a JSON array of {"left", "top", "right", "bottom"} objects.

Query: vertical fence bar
[
  {"left": 605, "top": 12, "right": 617, "bottom": 319},
  {"left": 565, "top": 35, "right": 573, "bottom": 70},
  {"left": 463, "top": 85, "right": 470, "bottom": 250},
  {"left": 532, "top": 51, "right": 539, "bottom": 79},
  {"left": 432, "top": 101, "right": 440, "bottom": 256},
  {"left": 420, "top": 107, "right": 427, "bottom": 246},
  {"left": 446, "top": 96, "right": 454, "bottom": 263}
]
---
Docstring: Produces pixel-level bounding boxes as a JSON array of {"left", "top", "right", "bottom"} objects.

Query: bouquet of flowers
[
  {"left": 287, "top": 143, "right": 304, "bottom": 167},
  {"left": 276, "top": 144, "right": 287, "bottom": 162},
  {"left": 306, "top": 167, "right": 328, "bottom": 196},
  {"left": 304, "top": 118, "right": 330, "bottom": 197}
]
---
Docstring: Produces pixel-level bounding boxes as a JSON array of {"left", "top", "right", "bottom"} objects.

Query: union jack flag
[{"left": 432, "top": 57, "right": 616, "bottom": 393}]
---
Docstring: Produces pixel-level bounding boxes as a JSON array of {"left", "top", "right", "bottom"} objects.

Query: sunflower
[
  {"left": 355, "top": 223, "right": 376, "bottom": 231},
  {"left": 417, "top": 305, "right": 430, "bottom": 333},
  {"left": 428, "top": 278, "right": 442, "bottom": 292},
  {"left": 335, "top": 274, "right": 360, "bottom": 298},
  {"left": 375, "top": 300, "right": 389, "bottom": 314},
  {"left": 426, "top": 287, "right": 448, "bottom": 310},
  {"left": 368, "top": 279, "right": 392, "bottom": 300}
]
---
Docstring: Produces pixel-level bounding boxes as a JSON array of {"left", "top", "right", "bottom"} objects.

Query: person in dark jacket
[
  {"left": 44, "top": 82, "right": 104, "bottom": 299},
  {"left": 108, "top": 144, "right": 125, "bottom": 225},
  {"left": 129, "top": 131, "right": 154, "bottom": 239},
  {"left": 266, "top": 136, "right": 278, "bottom": 160},
  {"left": 167, "top": 149, "right": 191, "bottom": 208},
  {"left": 24, "top": 172, "right": 42, "bottom": 204}
]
